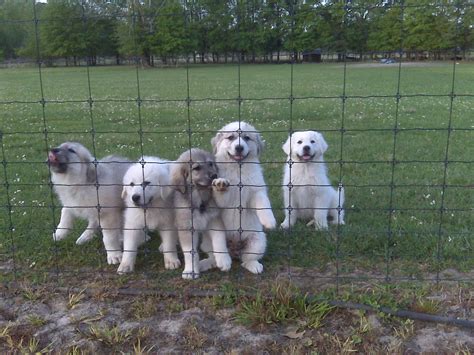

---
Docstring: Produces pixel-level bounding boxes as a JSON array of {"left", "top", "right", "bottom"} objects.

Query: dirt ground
[{"left": 0, "top": 270, "right": 473, "bottom": 354}]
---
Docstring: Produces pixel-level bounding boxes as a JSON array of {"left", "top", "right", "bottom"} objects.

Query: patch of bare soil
[{"left": 0, "top": 276, "right": 472, "bottom": 353}]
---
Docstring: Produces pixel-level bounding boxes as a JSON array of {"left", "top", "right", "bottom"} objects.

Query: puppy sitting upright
[
  {"left": 171, "top": 149, "right": 231, "bottom": 280},
  {"left": 47, "top": 142, "right": 131, "bottom": 264},
  {"left": 117, "top": 156, "right": 180, "bottom": 274},
  {"left": 281, "top": 131, "right": 345, "bottom": 230},
  {"left": 211, "top": 121, "right": 276, "bottom": 275}
]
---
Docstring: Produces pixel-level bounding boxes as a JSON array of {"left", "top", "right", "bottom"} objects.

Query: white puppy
[
  {"left": 211, "top": 121, "right": 276, "bottom": 274},
  {"left": 117, "top": 157, "right": 180, "bottom": 274},
  {"left": 47, "top": 142, "right": 130, "bottom": 264},
  {"left": 281, "top": 131, "right": 345, "bottom": 230}
]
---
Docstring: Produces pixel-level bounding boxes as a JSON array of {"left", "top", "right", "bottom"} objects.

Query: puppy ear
[
  {"left": 86, "top": 162, "right": 96, "bottom": 184},
  {"left": 255, "top": 133, "right": 264, "bottom": 156},
  {"left": 317, "top": 133, "right": 328, "bottom": 154},
  {"left": 170, "top": 162, "right": 187, "bottom": 194},
  {"left": 157, "top": 168, "right": 172, "bottom": 200},
  {"left": 282, "top": 136, "right": 291, "bottom": 155},
  {"left": 211, "top": 132, "right": 222, "bottom": 155}
]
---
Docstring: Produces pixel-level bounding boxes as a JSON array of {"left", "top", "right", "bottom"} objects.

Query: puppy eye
[
  {"left": 310, "top": 140, "right": 315, "bottom": 144},
  {"left": 130, "top": 182, "right": 135, "bottom": 187},
  {"left": 208, "top": 162, "right": 214, "bottom": 167},
  {"left": 297, "top": 140, "right": 303, "bottom": 144},
  {"left": 192, "top": 166, "right": 201, "bottom": 171},
  {"left": 242, "top": 135, "right": 251, "bottom": 141},
  {"left": 68, "top": 148, "right": 76, "bottom": 153},
  {"left": 142, "top": 181, "right": 151, "bottom": 187},
  {"left": 227, "top": 135, "right": 235, "bottom": 140}
]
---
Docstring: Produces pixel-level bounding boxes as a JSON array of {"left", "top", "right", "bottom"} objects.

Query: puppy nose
[
  {"left": 51, "top": 148, "right": 60, "bottom": 154},
  {"left": 303, "top": 145, "right": 310, "bottom": 152},
  {"left": 235, "top": 145, "right": 244, "bottom": 153},
  {"left": 132, "top": 194, "right": 140, "bottom": 203},
  {"left": 210, "top": 173, "right": 218, "bottom": 180}
]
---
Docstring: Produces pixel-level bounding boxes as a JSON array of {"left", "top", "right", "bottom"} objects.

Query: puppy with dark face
[
  {"left": 281, "top": 131, "right": 345, "bottom": 230},
  {"left": 47, "top": 142, "right": 131, "bottom": 264},
  {"left": 117, "top": 156, "right": 180, "bottom": 274},
  {"left": 211, "top": 121, "right": 276, "bottom": 275},
  {"left": 170, "top": 148, "right": 231, "bottom": 280}
]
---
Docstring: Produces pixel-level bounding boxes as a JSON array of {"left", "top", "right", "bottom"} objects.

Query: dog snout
[
  {"left": 235, "top": 145, "right": 244, "bottom": 154},
  {"left": 303, "top": 145, "right": 310, "bottom": 152},
  {"left": 132, "top": 194, "right": 141, "bottom": 203}
]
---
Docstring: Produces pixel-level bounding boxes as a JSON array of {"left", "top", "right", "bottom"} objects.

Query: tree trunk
[
  {"left": 116, "top": 54, "right": 120, "bottom": 65},
  {"left": 277, "top": 50, "right": 280, "bottom": 63}
]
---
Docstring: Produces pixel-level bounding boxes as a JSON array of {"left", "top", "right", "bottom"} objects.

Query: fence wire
[{"left": 0, "top": 0, "right": 473, "bottom": 292}]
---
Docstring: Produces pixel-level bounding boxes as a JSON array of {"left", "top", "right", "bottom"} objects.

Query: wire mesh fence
[{"left": 0, "top": 0, "right": 473, "bottom": 295}]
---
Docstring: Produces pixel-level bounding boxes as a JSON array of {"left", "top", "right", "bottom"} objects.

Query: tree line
[{"left": 1, "top": 0, "right": 473, "bottom": 65}]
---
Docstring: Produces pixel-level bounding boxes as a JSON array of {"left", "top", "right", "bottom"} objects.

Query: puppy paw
[
  {"left": 212, "top": 178, "right": 230, "bottom": 192},
  {"left": 216, "top": 254, "right": 232, "bottom": 272},
  {"left": 242, "top": 260, "right": 263, "bottom": 274},
  {"left": 199, "top": 258, "right": 216, "bottom": 272},
  {"left": 52, "top": 228, "right": 68, "bottom": 242},
  {"left": 261, "top": 214, "right": 277, "bottom": 230},
  {"left": 164, "top": 256, "right": 181, "bottom": 270},
  {"left": 107, "top": 251, "right": 123, "bottom": 265},
  {"left": 117, "top": 261, "right": 134, "bottom": 274},
  {"left": 280, "top": 220, "right": 290, "bottom": 230},
  {"left": 313, "top": 221, "right": 328, "bottom": 231},
  {"left": 182, "top": 270, "right": 200, "bottom": 280},
  {"left": 76, "top": 231, "right": 95, "bottom": 245}
]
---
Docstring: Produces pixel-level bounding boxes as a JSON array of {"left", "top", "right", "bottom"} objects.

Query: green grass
[{"left": 0, "top": 62, "right": 473, "bottom": 282}]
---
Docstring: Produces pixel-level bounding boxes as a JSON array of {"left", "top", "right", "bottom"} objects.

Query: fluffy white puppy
[
  {"left": 117, "top": 156, "right": 180, "bottom": 274},
  {"left": 281, "top": 131, "right": 345, "bottom": 230},
  {"left": 211, "top": 121, "right": 276, "bottom": 274},
  {"left": 47, "top": 142, "right": 130, "bottom": 264}
]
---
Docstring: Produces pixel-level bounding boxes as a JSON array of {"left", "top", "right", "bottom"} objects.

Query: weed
[
  {"left": 132, "top": 338, "right": 155, "bottom": 354},
  {"left": 68, "top": 289, "right": 86, "bottom": 309},
  {"left": 393, "top": 319, "right": 415, "bottom": 340},
  {"left": 182, "top": 321, "right": 208, "bottom": 350},
  {"left": 66, "top": 345, "right": 86, "bottom": 355},
  {"left": 412, "top": 298, "right": 441, "bottom": 314},
  {"left": 20, "top": 283, "right": 44, "bottom": 302},
  {"left": 130, "top": 297, "right": 157, "bottom": 320},
  {"left": 235, "top": 281, "right": 333, "bottom": 328},
  {"left": 166, "top": 300, "right": 185, "bottom": 314},
  {"left": 86, "top": 324, "right": 133, "bottom": 347},
  {"left": 212, "top": 282, "right": 240, "bottom": 308},
  {"left": 27, "top": 314, "right": 47, "bottom": 327}
]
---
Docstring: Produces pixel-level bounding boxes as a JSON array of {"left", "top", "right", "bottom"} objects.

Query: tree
[
  {"left": 40, "top": 0, "right": 87, "bottom": 65},
  {"left": 150, "top": 0, "right": 187, "bottom": 64},
  {"left": 0, "top": 0, "right": 32, "bottom": 60},
  {"left": 367, "top": 3, "right": 403, "bottom": 56}
]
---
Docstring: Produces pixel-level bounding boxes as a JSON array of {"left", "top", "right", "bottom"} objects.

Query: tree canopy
[{"left": 0, "top": 0, "right": 472, "bottom": 64}]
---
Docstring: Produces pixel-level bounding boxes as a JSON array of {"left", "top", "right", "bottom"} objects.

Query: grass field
[{"left": 0, "top": 62, "right": 473, "bottom": 285}]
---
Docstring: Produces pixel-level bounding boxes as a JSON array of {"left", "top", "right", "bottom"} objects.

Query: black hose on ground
[{"left": 116, "top": 287, "right": 474, "bottom": 329}]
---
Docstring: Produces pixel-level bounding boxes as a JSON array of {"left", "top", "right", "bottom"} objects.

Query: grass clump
[{"left": 234, "top": 281, "right": 333, "bottom": 328}]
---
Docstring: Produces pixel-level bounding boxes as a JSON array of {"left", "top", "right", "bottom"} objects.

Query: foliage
[{"left": 1, "top": 0, "right": 473, "bottom": 63}]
